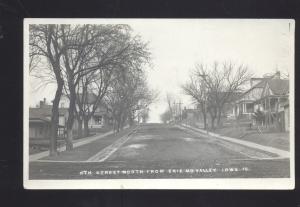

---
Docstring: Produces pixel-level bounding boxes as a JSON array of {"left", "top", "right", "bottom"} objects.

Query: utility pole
[
  {"left": 178, "top": 100, "right": 182, "bottom": 121},
  {"left": 200, "top": 75, "right": 208, "bottom": 130},
  {"left": 173, "top": 101, "right": 176, "bottom": 122}
]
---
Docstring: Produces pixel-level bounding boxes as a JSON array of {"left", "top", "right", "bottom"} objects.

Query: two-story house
[
  {"left": 59, "top": 93, "right": 109, "bottom": 130},
  {"left": 254, "top": 78, "right": 289, "bottom": 130},
  {"left": 29, "top": 98, "right": 68, "bottom": 139}
]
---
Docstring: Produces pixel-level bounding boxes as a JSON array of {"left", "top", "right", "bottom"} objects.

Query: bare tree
[
  {"left": 29, "top": 25, "right": 65, "bottom": 156},
  {"left": 30, "top": 24, "right": 152, "bottom": 151},
  {"left": 72, "top": 25, "right": 151, "bottom": 136},
  {"left": 58, "top": 24, "right": 150, "bottom": 149},
  {"left": 184, "top": 61, "right": 252, "bottom": 129},
  {"left": 75, "top": 68, "right": 114, "bottom": 137},
  {"left": 105, "top": 69, "right": 155, "bottom": 133},
  {"left": 182, "top": 75, "right": 208, "bottom": 129}
]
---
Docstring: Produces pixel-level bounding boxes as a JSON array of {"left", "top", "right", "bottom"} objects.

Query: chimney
[
  {"left": 274, "top": 71, "right": 280, "bottom": 79},
  {"left": 40, "top": 101, "right": 44, "bottom": 108},
  {"left": 39, "top": 98, "right": 46, "bottom": 108}
]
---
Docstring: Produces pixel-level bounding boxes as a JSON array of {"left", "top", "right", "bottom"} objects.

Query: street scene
[
  {"left": 25, "top": 19, "right": 294, "bottom": 187},
  {"left": 29, "top": 123, "right": 289, "bottom": 179}
]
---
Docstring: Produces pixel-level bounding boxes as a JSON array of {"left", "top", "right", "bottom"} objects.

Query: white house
[{"left": 60, "top": 93, "right": 108, "bottom": 129}]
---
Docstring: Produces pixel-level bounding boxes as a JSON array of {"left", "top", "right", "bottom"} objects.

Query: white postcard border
[{"left": 23, "top": 18, "right": 295, "bottom": 189}]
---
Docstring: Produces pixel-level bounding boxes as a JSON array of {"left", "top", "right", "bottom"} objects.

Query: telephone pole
[{"left": 178, "top": 100, "right": 182, "bottom": 121}]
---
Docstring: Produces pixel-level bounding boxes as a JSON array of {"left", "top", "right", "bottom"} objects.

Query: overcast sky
[{"left": 29, "top": 19, "right": 294, "bottom": 123}]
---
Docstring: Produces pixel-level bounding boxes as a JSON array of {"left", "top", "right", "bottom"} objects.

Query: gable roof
[
  {"left": 184, "top": 108, "right": 199, "bottom": 113},
  {"left": 266, "top": 79, "right": 289, "bottom": 95},
  {"left": 77, "top": 93, "right": 97, "bottom": 104},
  {"left": 29, "top": 107, "right": 68, "bottom": 119},
  {"left": 62, "top": 93, "right": 98, "bottom": 104},
  {"left": 210, "top": 91, "right": 243, "bottom": 103},
  {"left": 242, "top": 78, "right": 268, "bottom": 96},
  {"left": 29, "top": 109, "right": 51, "bottom": 123}
]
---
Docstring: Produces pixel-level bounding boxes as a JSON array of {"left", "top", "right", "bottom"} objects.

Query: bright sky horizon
[{"left": 29, "top": 19, "right": 294, "bottom": 123}]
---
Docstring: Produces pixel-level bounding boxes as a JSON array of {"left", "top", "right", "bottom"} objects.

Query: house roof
[
  {"left": 225, "top": 92, "right": 243, "bottom": 102},
  {"left": 29, "top": 107, "right": 68, "bottom": 118},
  {"left": 29, "top": 109, "right": 51, "bottom": 123},
  {"left": 242, "top": 78, "right": 268, "bottom": 96},
  {"left": 184, "top": 108, "right": 198, "bottom": 113},
  {"left": 62, "top": 93, "right": 98, "bottom": 104},
  {"left": 238, "top": 77, "right": 289, "bottom": 102},
  {"left": 266, "top": 79, "right": 289, "bottom": 95},
  {"left": 210, "top": 91, "right": 243, "bottom": 103},
  {"left": 77, "top": 93, "right": 98, "bottom": 104}
]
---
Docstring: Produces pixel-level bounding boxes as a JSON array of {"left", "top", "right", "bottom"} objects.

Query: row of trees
[
  {"left": 160, "top": 93, "right": 182, "bottom": 124},
  {"left": 29, "top": 24, "right": 155, "bottom": 156},
  {"left": 182, "top": 62, "right": 252, "bottom": 129}
]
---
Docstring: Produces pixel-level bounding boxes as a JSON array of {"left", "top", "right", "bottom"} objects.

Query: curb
[
  {"left": 86, "top": 125, "right": 139, "bottom": 162},
  {"left": 178, "top": 124, "right": 290, "bottom": 158},
  {"left": 29, "top": 126, "right": 130, "bottom": 162}
]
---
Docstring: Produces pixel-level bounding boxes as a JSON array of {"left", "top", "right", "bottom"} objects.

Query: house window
[
  {"left": 39, "top": 126, "right": 43, "bottom": 135},
  {"left": 94, "top": 116, "right": 102, "bottom": 125},
  {"left": 246, "top": 103, "right": 254, "bottom": 113},
  {"left": 60, "top": 102, "right": 64, "bottom": 108},
  {"left": 59, "top": 116, "right": 65, "bottom": 126}
]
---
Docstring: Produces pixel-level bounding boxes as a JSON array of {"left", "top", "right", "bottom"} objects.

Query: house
[
  {"left": 60, "top": 93, "right": 109, "bottom": 129},
  {"left": 283, "top": 101, "right": 290, "bottom": 132},
  {"left": 29, "top": 98, "right": 69, "bottom": 139},
  {"left": 220, "top": 92, "right": 243, "bottom": 119},
  {"left": 182, "top": 107, "right": 203, "bottom": 127},
  {"left": 29, "top": 110, "right": 51, "bottom": 139},
  {"left": 183, "top": 108, "right": 200, "bottom": 120},
  {"left": 227, "top": 71, "right": 289, "bottom": 131},
  {"left": 233, "top": 78, "right": 268, "bottom": 119},
  {"left": 233, "top": 71, "right": 284, "bottom": 119},
  {"left": 254, "top": 78, "right": 289, "bottom": 130}
]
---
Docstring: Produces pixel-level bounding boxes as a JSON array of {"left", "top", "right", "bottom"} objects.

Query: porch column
[
  {"left": 264, "top": 98, "right": 267, "bottom": 127},
  {"left": 268, "top": 97, "right": 271, "bottom": 125}
]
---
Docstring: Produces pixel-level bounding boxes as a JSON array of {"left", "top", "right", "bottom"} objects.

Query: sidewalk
[
  {"left": 29, "top": 126, "right": 129, "bottom": 162},
  {"left": 213, "top": 125, "right": 290, "bottom": 151},
  {"left": 179, "top": 124, "right": 290, "bottom": 159}
]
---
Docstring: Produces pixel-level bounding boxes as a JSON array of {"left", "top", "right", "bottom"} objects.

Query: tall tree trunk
[
  {"left": 121, "top": 112, "right": 127, "bottom": 129},
  {"left": 113, "top": 119, "right": 117, "bottom": 135},
  {"left": 83, "top": 116, "right": 90, "bottom": 137},
  {"left": 202, "top": 111, "right": 207, "bottom": 129},
  {"left": 208, "top": 109, "right": 216, "bottom": 130},
  {"left": 201, "top": 102, "right": 207, "bottom": 129},
  {"left": 217, "top": 108, "right": 222, "bottom": 127},
  {"left": 128, "top": 111, "right": 134, "bottom": 126},
  {"left": 117, "top": 114, "right": 121, "bottom": 133},
  {"left": 77, "top": 117, "right": 83, "bottom": 138},
  {"left": 49, "top": 79, "right": 63, "bottom": 156},
  {"left": 66, "top": 84, "right": 76, "bottom": 151},
  {"left": 211, "top": 117, "right": 215, "bottom": 130}
]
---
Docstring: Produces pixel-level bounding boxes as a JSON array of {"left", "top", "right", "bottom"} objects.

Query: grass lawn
[
  {"left": 39, "top": 127, "right": 135, "bottom": 161},
  {"left": 214, "top": 126, "right": 290, "bottom": 151},
  {"left": 30, "top": 130, "right": 106, "bottom": 155}
]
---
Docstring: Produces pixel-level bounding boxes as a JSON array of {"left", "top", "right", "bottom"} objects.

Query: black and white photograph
[{"left": 23, "top": 19, "right": 294, "bottom": 189}]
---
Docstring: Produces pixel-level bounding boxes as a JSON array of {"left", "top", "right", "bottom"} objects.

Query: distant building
[
  {"left": 227, "top": 71, "right": 290, "bottom": 131},
  {"left": 283, "top": 101, "right": 290, "bottom": 132},
  {"left": 29, "top": 98, "right": 68, "bottom": 139},
  {"left": 233, "top": 78, "right": 269, "bottom": 119},
  {"left": 254, "top": 78, "right": 289, "bottom": 130},
  {"left": 60, "top": 93, "right": 109, "bottom": 129}
]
